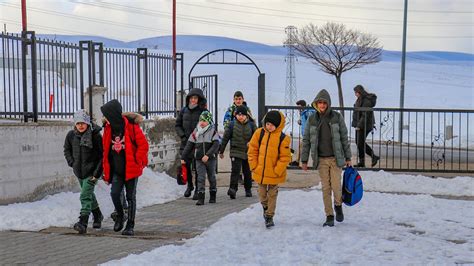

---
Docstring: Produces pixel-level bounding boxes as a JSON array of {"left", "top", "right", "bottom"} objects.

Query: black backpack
[{"left": 257, "top": 128, "right": 286, "bottom": 152}]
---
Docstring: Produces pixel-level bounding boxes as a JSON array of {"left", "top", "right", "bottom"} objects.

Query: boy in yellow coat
[{"left": 248, "top": 110, "right": 291, "bottom": 228}]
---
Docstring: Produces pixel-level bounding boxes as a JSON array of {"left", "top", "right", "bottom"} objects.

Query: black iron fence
[
  {"left": 0, "top": 31, "right": 183, "bottom": 121},
  {"left": 266, "top": 105, "right": 474, "bottom": 174}
]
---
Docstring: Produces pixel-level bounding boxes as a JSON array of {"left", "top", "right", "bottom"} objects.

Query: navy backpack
[{"left": 342, "top": 166, "right": 363, "bottom": 206}]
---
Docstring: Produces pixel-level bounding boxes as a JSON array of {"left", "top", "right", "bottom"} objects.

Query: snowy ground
[
  {"left": 0, "top": 168, "right": 185, "bottom": 231},
  {"left": 105, "top": 171, "right": 474, "bottom": 265}
]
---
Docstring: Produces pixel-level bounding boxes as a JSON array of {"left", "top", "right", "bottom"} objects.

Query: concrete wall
[{"left": 0, "top": 117, "right": 180, "bottom": 205}]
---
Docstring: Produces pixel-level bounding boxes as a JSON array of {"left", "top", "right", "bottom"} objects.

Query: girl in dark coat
[
  {"left": 101, "top": 99, "right": 149, "bottom": 236},
  {"left": 64, "top": 109, "right": 103, "bottom": 234},
  {"left": 352, "top": 85, "right": 379, "bottom": 167}
]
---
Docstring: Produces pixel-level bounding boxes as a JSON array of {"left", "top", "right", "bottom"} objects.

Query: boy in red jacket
[{"left": 101, "top": 99, "right": 149, "bottom": 236}]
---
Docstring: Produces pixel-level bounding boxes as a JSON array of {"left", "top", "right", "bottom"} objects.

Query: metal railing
[
  {"left": 0, "top": 31, "right": 184, "bottom": 121},
  {"left": 266, "top": 105, "right": 474, "bottom": 174}
]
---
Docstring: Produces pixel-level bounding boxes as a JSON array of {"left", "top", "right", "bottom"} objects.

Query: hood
[
  {"left": 186, "top": 88, "right": 206, "bottom": 106},
  {"left": 100, "top": 99, "right": 125, "bottom": 134},
  {"left": 262, "top": 111, "right": 286, "bottom": 133},
  {"left": 311, "top": 89, "right": 332, "bottom": 114}
]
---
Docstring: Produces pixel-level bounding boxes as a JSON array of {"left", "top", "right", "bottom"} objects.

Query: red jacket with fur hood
[{"left": 102, "top": 112, "right": 149, "bottom": 182}]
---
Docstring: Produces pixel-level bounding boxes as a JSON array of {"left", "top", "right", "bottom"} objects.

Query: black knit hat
[
  {"left": 296, "top": 100, "right": 306, "bottom": 107},
  {"left": 234, "top": 105, "right": 248, "bottom": 117},
  {"left": 264, "top": 110, "right": 281, "bottom": 128}
]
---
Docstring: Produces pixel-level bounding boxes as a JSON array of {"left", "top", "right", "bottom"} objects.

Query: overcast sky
[{"left": 0, "top": 0, "right": 472, "bottom": 53}]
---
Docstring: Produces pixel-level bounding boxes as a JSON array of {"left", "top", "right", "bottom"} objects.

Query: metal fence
[
  {"left": 0, "top": 31, "right": 183, "bottom": 121},
  {"left": 266, "top": 105, "right": 473, "bottom": 174}
]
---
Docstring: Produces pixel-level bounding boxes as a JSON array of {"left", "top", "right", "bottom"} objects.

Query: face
[
  {"left": 265, "top": 122, "right": 276, "bottom": 132},
  {"left": 233, "top": 96, "right": 244, "bottom": 106},
  {"left": 317, "top": 101, "right": 328, "bottom": 113},
  {"left": 75, "top": 122, "right": 89, "bottom": 133},
  {"left": 189, "top": 96, "right": 199, "bottom": 105},
  {"left": 355, "top": 91, "right": 361, "bottom": 98},
  {"left": 199, "top": 120, "right": 209, "bottom": 128},
  {"left": 236, "top": 113, "right": 247, "bottom": 122}
]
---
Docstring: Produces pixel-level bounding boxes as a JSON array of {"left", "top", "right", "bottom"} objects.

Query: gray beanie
[{"left": 73, "top": 109, "right": 91, "bottom": 126}]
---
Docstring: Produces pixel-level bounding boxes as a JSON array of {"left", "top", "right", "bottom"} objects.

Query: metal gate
[{"left": 191, "top": 74, "right": 218, "bottom": 127}]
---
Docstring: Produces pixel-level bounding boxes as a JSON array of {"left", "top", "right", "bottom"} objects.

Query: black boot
[
  {"left": 196, "top": 192, "right": 205, "bottom": 205},
  {"left": 111, "top": 208, "right": 127, "bottom": 222},
  {"left": 122, "top": 200, "right": 135, "bottom": 236},
  {"left": 245, "top": 189, "right": 252, "bottom": 197},
  {"left": 335, "top": 205, "right": 344, "bottom": 222},
  {"left": 264, "top": 216, "right": 274, "bottom": 228},
  {"left": 114, "top": 214, "right": 125, "bottom": 232},
  {"left": 209, "top": 191, "right": 216, "bottom": 203},
  {"left": 262, "top": 206, "right": 268, "bottom": 219},
  {"left": 73, "top": 214, "right": 89, "bottom": 234},
  {"left": 323, "top": 215, "right": 335, "bottom": 227},
  {"left": 227, "top": 188, "right": 236, "bottom": 199},
  {"left": 91, "top": 208, "right": 103, "bottom": 229},
  {"left": 184, "top": 185, "right": 194, "bottom": 198},
  {"left": 371, "top": 155, "right": 380, "bottom": 167},
  {"left": 192, "top": 189, "right": 199, "bottom": 200}
]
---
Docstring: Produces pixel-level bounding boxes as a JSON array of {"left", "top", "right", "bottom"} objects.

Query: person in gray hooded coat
[{"left": 300, "top": 89, "right": 352, "bottom": 227}]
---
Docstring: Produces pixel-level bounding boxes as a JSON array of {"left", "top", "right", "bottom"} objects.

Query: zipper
[{"left": 260, "top": 131, "right": 271, "bottom": 184}]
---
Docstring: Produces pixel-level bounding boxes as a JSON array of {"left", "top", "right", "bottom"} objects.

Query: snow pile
[
  {"left": 106, "top": 189, "right": 474, "bottom": 265},
  {"left": 361, "top": 170, "right": 474, "bottom": 197},
  {"left": 0, "top": 168, "right": 184, "bottom": 231}
]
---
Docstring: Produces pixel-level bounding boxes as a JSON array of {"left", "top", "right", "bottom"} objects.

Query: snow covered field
[
  {"left": 0, "top": 168, "right": 184, "bottom": 231},
  {"left": 106, "top": 171, "right": 474, "bottom": 265}
]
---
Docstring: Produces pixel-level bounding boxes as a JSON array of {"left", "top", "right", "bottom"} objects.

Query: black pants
[
  {"left": 111, "top": 174, "right": 137, "bottom": 219},
  {"left": 230, "top": 157, "right": 252, "bottom": 191},
  {"left": 355, "top": 128, "right": 374, "bottom": 163}
]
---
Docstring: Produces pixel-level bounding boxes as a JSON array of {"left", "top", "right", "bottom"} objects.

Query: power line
[{"left": 291, "top": 1, "right": 474, "bottom": 14}]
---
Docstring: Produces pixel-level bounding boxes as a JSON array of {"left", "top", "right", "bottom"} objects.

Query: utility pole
[
  {"left": 284, "top": 26, "right": 298, "bottom": 148},
  {"left": 172, "top": 0, "right": 176, "bottom": 71},
  {"left": 21, "top": 0, "right": 27, "bottom": 31},
  {"left": 399, "top": 0, "right": 408, "bottom": 143}
]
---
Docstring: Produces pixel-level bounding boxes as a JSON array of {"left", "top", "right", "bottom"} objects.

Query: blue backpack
[{"left": 342, "top": 167, "right": 363, "bottom": 206}]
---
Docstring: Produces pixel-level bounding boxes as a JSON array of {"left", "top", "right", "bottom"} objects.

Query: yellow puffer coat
[{"left": 248, "top": 111, "right": 291, "bottom": 185}]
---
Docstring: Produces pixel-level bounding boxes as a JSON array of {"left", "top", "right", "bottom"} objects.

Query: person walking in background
[
  {"left": 101, "top": 99, "right": 149, "bottom": 236},
  {"left": 292, "top": 100, "right": 315, "bottom": 165},
  {"left": 223, "top": 90, "right": 254, "bottom": 129},
  {"left": 181, "top": 111, "right": 220, "bottom": 206},
  {"left": 64, "top": 110, "right": 104, "bottom": 234},
  {"left": 301, "top": 89, "right": 352, "bottom": 227},
  {"left": 352, "top": 85, "right": 379, "bottom": 167},
  {"left": 248, "top": 110, "right": 291, "bottom": 228},
  {"left": 175, "top": 88, "right": 208, "bottom": 199},
  {"left": 219, "top": 105, "right": 257, "bottom": 199}
]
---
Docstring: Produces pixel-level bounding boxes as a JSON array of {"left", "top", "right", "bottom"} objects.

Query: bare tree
[{"left": 291, "top": 22, "right": 382, "bottom": 109}]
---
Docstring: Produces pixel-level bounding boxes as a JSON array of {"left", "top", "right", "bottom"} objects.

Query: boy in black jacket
[
  {"left": 181, "top": 111, "right": 219, "bottom": 205},
  {"left": 64, "top": 109, "right": 103, "bottom": 234},
  {"left": 219, "top": 105, "right": 256, "bottom": 199}
]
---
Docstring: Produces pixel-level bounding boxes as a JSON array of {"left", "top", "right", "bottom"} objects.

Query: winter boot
[
  {"left": 111, "top": 210, "right": 118, "bottom": 222},
  {"left": 73, "top": 214, "right": 89, "bottom": 234},
  {"left": 113, "top": 214, "right": 125, "bottom": 232},
  {"left": 196, "top": 192, "right": 205, "bottom": 206},
  {"left": 264, "top": 216, "right": 274, "bottom": 228},
  {"left": 245, "top": 189, "right": 252, "bottom": 197},
  {"left": 371, "top": 155, "right": 380, "bottom": 167},
  {"left": 323, "top": 215, "right": 335, "bottom": 227},
  {"left": 192, "top": 189, "right": 199, "bottom": 200},
  {"left": 335, "top": 205, "right": 344, "bottom": 222},
  {"left": 209, "top": 191, "right": 216, "bottom": 203},
  {"left": 91, "top": 208, "right": 104, "bottom": 229},
  {"left": 262, "top": 206, "right": 268, "bottom": 219},
  {"left": 227, "top": 188, "right": 237, "bottom": 199},
  {"left": 184, "top": 185, "right": 194, "bottom": 198},
  {"left": 354, "top": 161, "right": 365, "bottom": 168},
  {"left": 122, "top": 199, "right": 135, "bottom": 236}
]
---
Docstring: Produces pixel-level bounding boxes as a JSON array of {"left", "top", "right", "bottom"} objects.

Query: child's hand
[
  {"left": 202, "top": 155, "right": 209, "bottom": 163},
  {"left": 219, "top": 153, "right": 224, "bottom": 159},
  {"left": 345, "top": 160, "right": 352, "bottom": 167},
  {"left": 301, "top": 163, "right": 308, "bottom": 171},
  {"left": 181, "top": 159, "right": 186, "bottom": 164}
]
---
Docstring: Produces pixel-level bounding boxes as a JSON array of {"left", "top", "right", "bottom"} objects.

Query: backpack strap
[{"left": 257, "top": 128, "right": 286, "bottom": 152}]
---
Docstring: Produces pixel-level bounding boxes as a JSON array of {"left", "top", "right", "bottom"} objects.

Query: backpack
[
  {"left": 257, "top": 128, "right": 286, "bottom": 153},
  {"left": 366, "top": 93, "right": 377, "bottom": 107},
  {"left": 342, "top": 166, "right": 363, "bottom": 206}
]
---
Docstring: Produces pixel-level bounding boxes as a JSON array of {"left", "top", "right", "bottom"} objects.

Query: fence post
[
  {"left": 137, "top": 48, "right": 148, "bottom": 118},
  {"left": 29, "top": 31, "right": 38, "bottom": 122}
]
